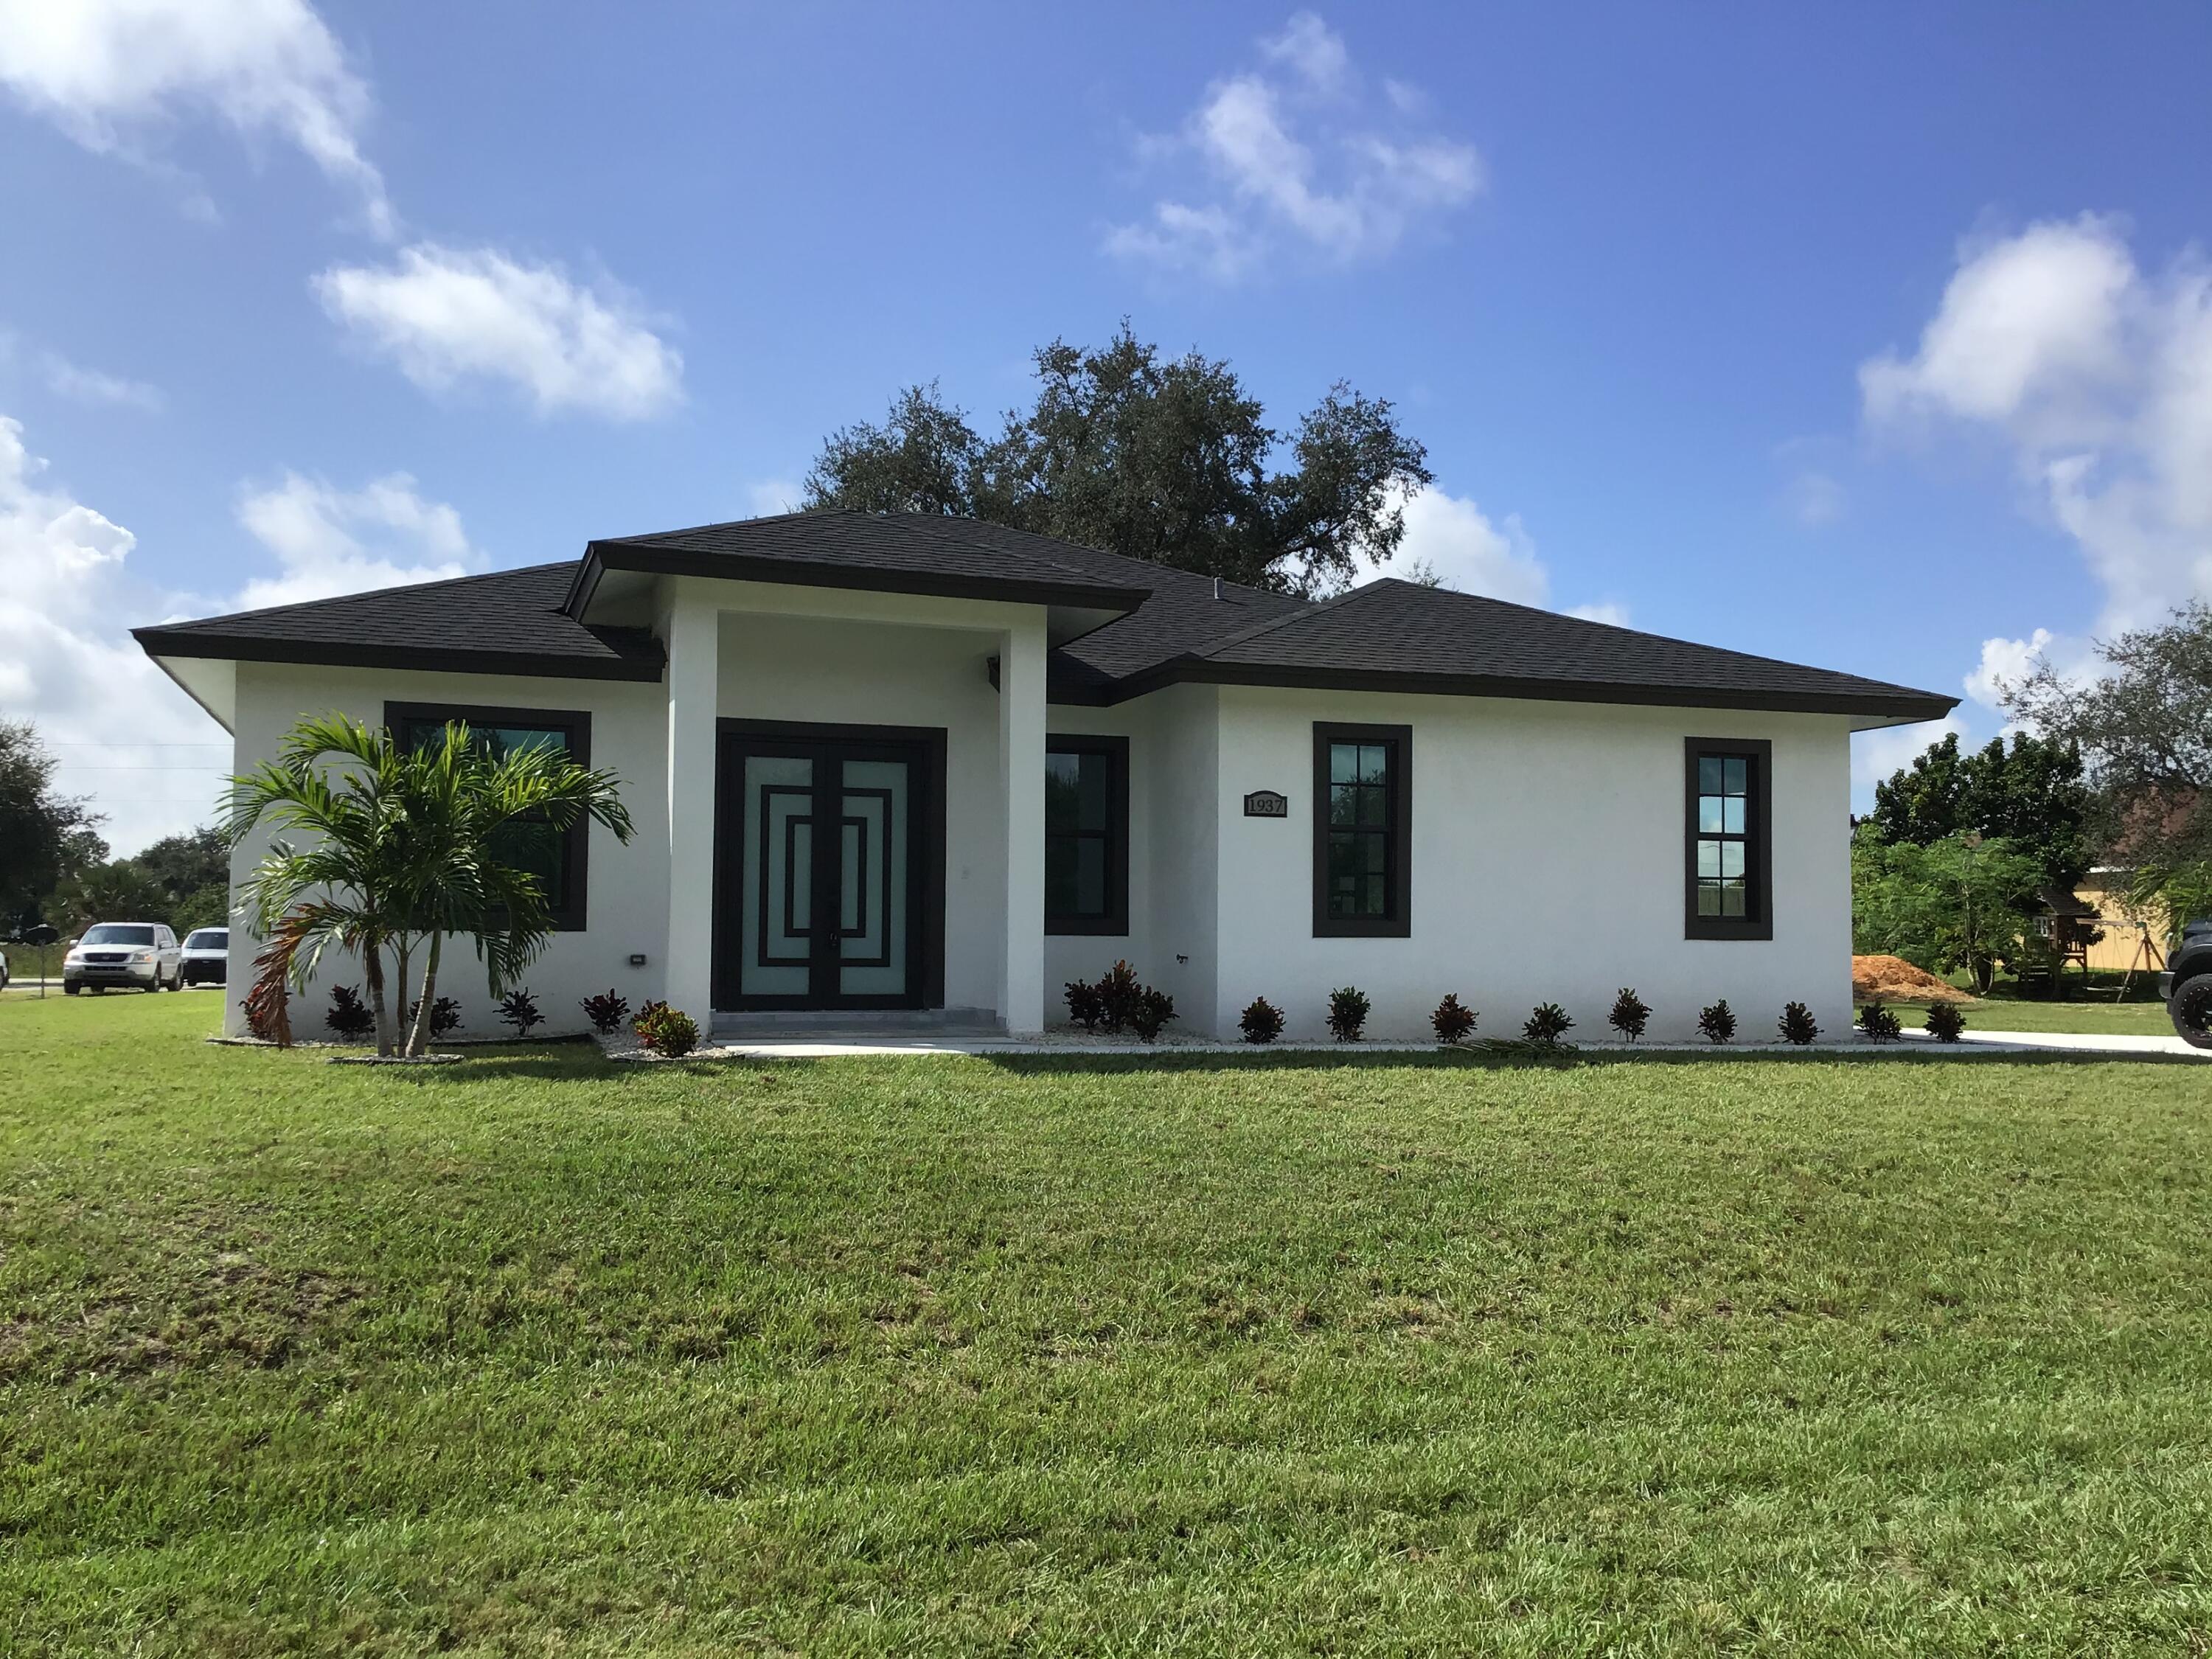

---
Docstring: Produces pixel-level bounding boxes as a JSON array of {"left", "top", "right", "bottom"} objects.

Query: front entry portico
[{"left": 712, "top": 720, "right": 946, "bottom": 1012}]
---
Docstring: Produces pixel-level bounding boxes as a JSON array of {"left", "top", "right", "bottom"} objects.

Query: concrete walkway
[
  {"left": 605, "top": 1028, "right": 2208, "bottom": 1062},
  {"left": 1903, "top": 1028, "right": 2208, "bottom": 1060}
]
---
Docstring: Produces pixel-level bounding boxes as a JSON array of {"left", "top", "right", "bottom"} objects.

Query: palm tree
[
  {"left": 222, "top": 716, "right": 416, "bottom": 1054},
  {"left": 222, "top": 714, "right": 633, "bottom": 1057},
  {"left": 380, "top": 720, "right": 633, "bottom": 1055}
]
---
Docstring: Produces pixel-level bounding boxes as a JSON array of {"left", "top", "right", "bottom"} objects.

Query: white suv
[
  {"left": 178, "top": 928, "right": 230, "bottom": 986},
  {"left": 63, "top": 922, "right": 184, "bottom": 993}
]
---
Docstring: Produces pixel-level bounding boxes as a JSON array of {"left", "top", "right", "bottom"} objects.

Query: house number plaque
[{"left": 1243, "top": 790, "right": 1289, "bottom": 818}]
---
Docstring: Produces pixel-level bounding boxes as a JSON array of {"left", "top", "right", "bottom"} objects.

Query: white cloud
[
  {"left": 0, "top": 0, "right": 392, "bottom": 235},
  {"left": 314, "top": 243, "right": 684, "bottom": 420},
  {"left": 1784, "top": 468, "right": 1844, "bottom": 526},
  {"left": 1391, "top": 484, "right": 1548, "bottom": 606},
  {"left": 1107, "top": 12, "right": 1483, "bottom": 279},
  {"left": 1851, "top": 714, "right": 1970, "bottom": 789},
  {"left": 1101, "top": 202, "right": 1256, "bottom": 282},
  {"left": 41, "top": 350, "right": 163, "bottom": 411},
  {"left": 745, "top": 479, "right": 804, "bottom": 518},
  {"left": 1861, "top": 218, "right": 2133, "bottom": 432},
  {"left": 1962, "top": 627, "right": 2053, "bottom": 710},
  {"left": 1261, "top": 11, "right": 1352, "bottom": 94},
  {"left": 0, "top": 414, "right": 228, "bottom": 855},
  {"left": 1568, "top": 601, "right": 1632, "bottom": 627},
  {"left": 0, "top": 418, "right": 495, "bottom": 852},
  {"left": 232, "top": 471, "right": 479, "bottom": 611},
  {"left": 1862, "top": 215, "right": 2212, "bottom": 630}
]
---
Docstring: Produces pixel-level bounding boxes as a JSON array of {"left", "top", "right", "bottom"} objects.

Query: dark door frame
[{"left": 712, "top": 718, "right": 947, "bottom": 1012}]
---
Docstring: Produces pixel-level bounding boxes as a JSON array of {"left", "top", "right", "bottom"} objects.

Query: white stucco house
[{"left": 136, "top": 511, "right": 1954, "bottom": 1043}]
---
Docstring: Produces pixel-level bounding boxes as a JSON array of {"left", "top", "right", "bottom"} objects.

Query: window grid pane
[
  {"left": 1691, "top": 748, "right": 1755, "bottom": 930},
  {"left": 1046, "top": 742, "right": 1122, "bottom": 927},
  {"left": 1317, "top": 728, "right": 1405, "bottom": 933}
]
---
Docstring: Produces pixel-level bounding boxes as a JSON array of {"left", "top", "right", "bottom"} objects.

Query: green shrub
[
  {"left": 1096, "top": 961, "right": 1144, "bottom": 1033},
  {"left": 1239, "top": 997, "right": 1284, "bottom": 1044},
  {"left": 1924, "top": 1001, "right": 1966, "bottom": 1043},
  {"left": 1697, "top": 999, "right": 1736, "bottom": 1044},
  {"left": 1607, "top": 987, "right": 1650, "bottom": 1043},
  {"left": 1064, "top": 978, "right": 1105, "bottom": 1032},
  {"left": 1430, "top": 993, "right": 1477, "bottom": 1045},
  {"left": 1069, "top": 963, "right": 1172, "bottom": 1038},
  {"left": 405, "top": 995, "right": 462, "bottom": 1038},
  {"left": 1858, "top": 999, "right": 1902, "bottom": 1043},
  {"left": 1326, "top": 987, "right": 1370, "bottom": 1042},
  {"left": 580, "top": 990, "right": 629, "bottom": 1034},
  {"left": 1130, "top": 988, "right": 1176, "bottom": 1042},
  {"left": 1523, "top": 1002, "right": 1573, "bottom": 1046},
  {"left": 633, "top": 1001, "right": 700, "bottom": 1057},
  {"left": 498, "top": 987, "right": 543, "bottom": 1035},
  {"left": 324, "top": 984, "right": 375, "bottom": 1041},
  {"left": 1777, "top": 1001, "right": 1819, "bottom": 1046},
  {"left": 649, "top": 1008, "right": 700, "bottom": 1057}
]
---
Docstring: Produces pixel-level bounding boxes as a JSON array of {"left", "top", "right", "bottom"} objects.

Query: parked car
[
  {"left": 62, "top": 922, "right": 184, "bottom": 993},
  {"left": 2163, "top": 919, "right": 2211, "bottom": 1050},
  {"left": 178, "top": 927, "right": 230, "bottom": 987}
]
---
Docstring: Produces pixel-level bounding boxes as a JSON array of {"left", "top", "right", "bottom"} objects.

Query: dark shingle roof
[
  {"left": 577, "top": 510, "right": 1152, "bottom": 612},
  {"left": 1093, "top": 577, "right": 1952, "bottom": 718},
  {"left": 133, "top": 512, "right": 1955, "bottom": 720},
  {"left": 133, "top": 563, "right": 664, "bottom": 682}
]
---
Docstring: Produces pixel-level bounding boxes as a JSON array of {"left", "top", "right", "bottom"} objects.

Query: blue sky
[{"left": 4, "top": 1, "right": 2208, "bottom": 851}]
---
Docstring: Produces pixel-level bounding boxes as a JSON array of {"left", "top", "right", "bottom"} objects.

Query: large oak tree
[
  {"left": 2003, "top": 600, "right": 2212, "bottom": 918},
  {"left": 801, "top": 326, "right": 1433, "bottom": 595}
]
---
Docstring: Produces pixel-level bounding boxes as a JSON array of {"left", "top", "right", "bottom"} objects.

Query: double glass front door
[{"left": 715, "top": 727, "right": 934, "bottom": 1009}]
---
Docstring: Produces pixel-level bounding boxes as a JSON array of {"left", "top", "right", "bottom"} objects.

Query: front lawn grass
[
  {"left": 4, "top": 992, "right": 2211, "bottom": 1653},
  {"left": 1879, "top": 966, "right": 2178, "bottom": 1037},
  {"left": 1892, "top": 996, "right": 2181, "bottom": 1037}
]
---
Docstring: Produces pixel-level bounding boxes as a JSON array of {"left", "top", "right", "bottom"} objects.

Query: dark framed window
[
  {"left": 1312, "top": 723, "right": 1412, "bottom": 937},
  {"left": 1044, "top": 734, "right": 1129, "bottom": 935},
  {"left": 1684, "top": 737, "right": 1772, "bottom": 941},
  {"left": 386, "top": 701, "right": 593, "bottom": 931}
]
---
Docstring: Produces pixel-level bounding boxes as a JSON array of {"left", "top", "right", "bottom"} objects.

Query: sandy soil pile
[{"left": 1851, "top": 954, "right": 1975, "bottom": 1004}]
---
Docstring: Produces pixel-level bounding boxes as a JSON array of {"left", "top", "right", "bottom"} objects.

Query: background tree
[
  {"left": 2003, "top": 600, "right": 2212, "bottom": 921},
  {"left": 52, "top": 861, "right": 170, "bottom": 937},
  {"left": 804, "top": 382, "right": 981, "bottom": 516},
  {"left": 1851, "top": 827, "right": 2047, "bottom": 992},
  {"left": 0, "top": 719, "right": 103, "bottom": 933},
  {"left": 1869, "top": 731, "right": 2093, "bottom": 889},
  {"left": 802, "top": 324, "right": 1433, "bottom": 595},
  {"left": 133, "top": 827, "right": 231, "bottom": 932}
]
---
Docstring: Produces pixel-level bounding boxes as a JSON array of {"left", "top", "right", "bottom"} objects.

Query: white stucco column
[
  {"left": 663, "top": 585, "right": 719, "bottom": 1020},
  {"left": 998, "top": 619, "right": 1047, "bottom": 1034}
]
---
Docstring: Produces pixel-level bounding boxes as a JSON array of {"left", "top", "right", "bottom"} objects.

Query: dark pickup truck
[{"left": 2163, "top": 919, "right": 2212, "bottom": 1049}]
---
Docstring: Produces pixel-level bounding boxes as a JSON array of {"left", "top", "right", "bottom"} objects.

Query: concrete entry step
[{"left": 709, "top": 1006, "right": 1005, "bottom": 1040}]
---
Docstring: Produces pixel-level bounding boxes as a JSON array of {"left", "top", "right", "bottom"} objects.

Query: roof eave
[
  {"left": 563, "top": 546, "right": 608, "bottom": 616},
  {"left": 129, "top": 626, "right": 667, "bottom": 685},
  {"left": 588, "top": 540, "right": 1152, "bottom": 614},
  {"left": 1097, "top": 656, "right": 1960, "bottom": 720}
]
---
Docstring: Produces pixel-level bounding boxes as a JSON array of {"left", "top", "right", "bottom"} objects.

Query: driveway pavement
[{"left": 1906, "top": 1028, "right": 2208, "bottom": 1060}]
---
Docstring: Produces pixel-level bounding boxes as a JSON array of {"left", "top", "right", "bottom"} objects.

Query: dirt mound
[{"left": 1852, "top": 955, "right": 1974, "bottom": 1004}]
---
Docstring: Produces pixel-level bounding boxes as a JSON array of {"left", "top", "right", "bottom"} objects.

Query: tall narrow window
[
  {"left": 1312, "top": 723, "right": 1411, "bottom": 937},
  {"left": 387, "top": 702, "right": 593, "bottom": 931},
  {"left": 1044, "top": 735, "right": 1128, "bottom": 934},
  {"left": 1684, "top": 737, "right": 1772, "bottom": 940}
]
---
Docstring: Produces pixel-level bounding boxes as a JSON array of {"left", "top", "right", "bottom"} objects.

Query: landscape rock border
[{"left": 328, "top": 1052, "right": 464, "bottom": 1066}]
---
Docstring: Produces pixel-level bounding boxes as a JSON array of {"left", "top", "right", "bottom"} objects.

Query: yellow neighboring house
[{"left": 2073, "top": 868, "right": 2171, "bottom": 973}]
